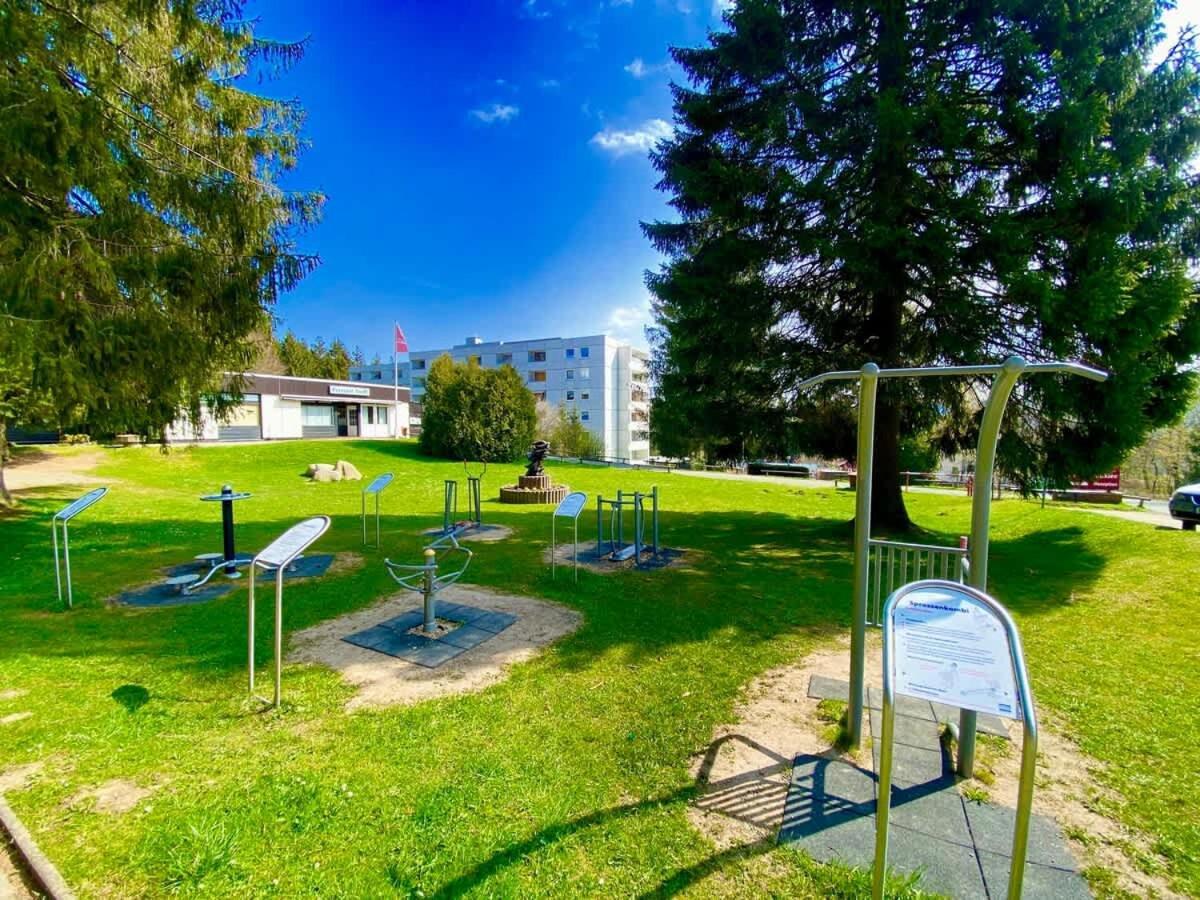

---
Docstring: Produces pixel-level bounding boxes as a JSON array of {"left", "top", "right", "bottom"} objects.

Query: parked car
[{"left": 1168, "top": 482, "right": 1200, "bottom": 530}]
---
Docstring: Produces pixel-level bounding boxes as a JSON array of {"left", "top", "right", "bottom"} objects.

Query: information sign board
[
  {"left": 554, "top": 491, "right": 587, "bottom": 520},
  {"left": 365, "top": 472, "right": 394, "bottom": 495},
  {"left": 891, "top": 583, "right": 1021, "bottom": 720}
]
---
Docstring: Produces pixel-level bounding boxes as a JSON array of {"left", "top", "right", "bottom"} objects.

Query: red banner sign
[{"left": 1071, "top": 469, "right": 1120, "bottom": 491}]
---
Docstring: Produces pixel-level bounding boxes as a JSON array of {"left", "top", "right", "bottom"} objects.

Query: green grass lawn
[{"left": 1, "top": 440, "right": 1197, "bottom": 897}]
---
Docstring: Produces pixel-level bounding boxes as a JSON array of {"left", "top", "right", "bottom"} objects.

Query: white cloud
[
  {"left": 539, "top": 78, "right": 561, "bottom": 89},
  {"left": 624, "top": 57, "right": 668, "bottom": 79},
  {"left": 605, "top": 293, "right": 654, "bottom": 347},
  {"left": 590, "top": 118, "right": 673, "bottom": 156},
  {"left": 470, "top": 103, "right": 520, "bottom": 124},
  {"left": 712, "top": 0, "right": 734, "bottom": 14},
  {"left": 610, "top": 0, "right": 634, "bottom": 6}
]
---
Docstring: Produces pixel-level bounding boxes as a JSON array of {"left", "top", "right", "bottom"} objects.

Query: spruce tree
[
  {"left": 0, "top": 1, "right": 321, "bottom": 495},
  {"left": 645, "top": 0, "right": 1200, "bottom": 527}
]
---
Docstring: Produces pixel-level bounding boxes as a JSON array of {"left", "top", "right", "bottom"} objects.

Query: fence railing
[{"left": 867, "top": 538, "right": 970, "bottom": 627}]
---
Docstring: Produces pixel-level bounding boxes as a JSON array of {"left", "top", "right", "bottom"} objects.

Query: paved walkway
[{"left": 781, "top": 676, "right": 1089, "bottom": 899}]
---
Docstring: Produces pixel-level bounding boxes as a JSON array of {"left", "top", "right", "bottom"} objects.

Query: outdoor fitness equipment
[
  {"left": 595, "top": 487, "right": 660, "bottom": 566},
  {"left": 384, "top": 531, "right": 474, "bottom": 634},
  {"left": 439, "top": 477, "right": 482, "bottom": 536},
  {"left": 199, "top": 484, "right": 252, "bottom": 576},
  {"left": 52, "top": 486, "right": 108, "bottom": 609},
  {"left": 873, "top": 580, "right": 1039, "bottom": 900},
  {"left": 247, "top": 516, "right": 331, "bottom": 708},
  {"left": 362, "top": 472, "right": 394, "bottom": 548},
  {"left": 798, "top": 355, "right": 1107, "bottom": 776}
]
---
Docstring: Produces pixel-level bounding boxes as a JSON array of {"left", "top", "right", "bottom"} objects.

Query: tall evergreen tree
[
  {"left": 0, "top": 1, "right": 321, "bottom": 496},
  {"left": 645, "top": 0, "right": 1200, "bottom": 527}
]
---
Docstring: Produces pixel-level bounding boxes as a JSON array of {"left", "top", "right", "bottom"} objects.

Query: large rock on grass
[
  {"left": 307, "top": 463, "right": 342, "bottom": 483},
  {"left": 336, "top": 460, "right": 362, "bottom": 480}
]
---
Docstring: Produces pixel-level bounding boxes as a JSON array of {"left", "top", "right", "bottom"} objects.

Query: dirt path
[{"left": 4, "top": 448, "right": 107, "bottom": 493}]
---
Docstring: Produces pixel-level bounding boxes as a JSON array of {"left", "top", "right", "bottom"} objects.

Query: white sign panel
[
  {"left": 328, "top": 384, "right": 371, "bottom": 397},
  {"left": 55, "top": 487, "right": 108, "bottom": 521},
  {"left": 890, "top": 584, "right": 1022, "bottom": 720},
  {"left": 364, "top": 473, "right": 394, "bottom": 495},
  {"left": 554, "top": 491, "right": 587, "bottom": 519},
  {"left": 256, "top": 516, "right": 330, "bottom": 569}
]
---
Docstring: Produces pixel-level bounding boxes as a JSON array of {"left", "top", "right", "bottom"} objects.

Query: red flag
[{"left": 394, "top": 323, "right": 408, "bottom": 353}]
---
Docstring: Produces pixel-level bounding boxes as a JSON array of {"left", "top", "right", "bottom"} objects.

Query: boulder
[
  {"left": 336, "top": 460, "right": 362, "bottom": 480},
  {"left": 307, "top": 463, "right": 342, "bottom": 483}
]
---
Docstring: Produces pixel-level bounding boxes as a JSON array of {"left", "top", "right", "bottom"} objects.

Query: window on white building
[
  {"left": 497, "top": 353, "right": 513, "bottom": 365},
  {"left": 535, "top": 391, "right": 547, "bottom": 401},
  {"left": 530, "top": 370, "right": 547, "bottom": 382},
  {"left": 566, "top": 390, "right": 575, "bottom": 401},
  {"left": 378, "top": 406, "right": 388, "bottom": 425},
  {"left": 581, "top": 411, "right": 590, "bottom": 421},
  {"left": 529, "top": 350, "right": 546, "bottom": 362},
  {"left": 581, "top": 391, "right": 590, "bottom": 400},
  {"left": 365, "top": 406, "right": 374, "bottom": 425},
  {"left": 578, "top": 367, "right": 590, "bottom": 380},
  {"left": 412, "top": 359, "right": 426, "bottom": 370},
  {"left": 580, "top": 346, "right": 590, "bottom": 358},
  {"left": 566, "top": 348, "right": 575, "bottom": 359},
  {"left": 565, "top": 369, "right": 574, "bottom": 380},
  {"left": 301, "top": 405, "right": 334, "bottom": 426}
]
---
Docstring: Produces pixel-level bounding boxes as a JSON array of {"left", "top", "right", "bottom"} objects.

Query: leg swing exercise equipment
[
  {"left": 595, "top": 486, "right": 660, "bottom": 567},
  {"left": 384, "top": 532, "right": 474, "bottom": 633}
]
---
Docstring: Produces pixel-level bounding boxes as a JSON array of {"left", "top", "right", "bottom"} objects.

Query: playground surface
[{"left": 1, "top": 441, "right": 1198, "bottom": 897}]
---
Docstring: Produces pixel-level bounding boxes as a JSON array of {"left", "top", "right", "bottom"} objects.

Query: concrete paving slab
[
  {"left": 977, "top": 849, "right": 1091, "bottom": 900},
  {"left": 807, "top": 674, "right": 849, "bottom": 702},
  {"left": 965, "top": 804, "right": 1078, "bottom": 869},
  {"left": 868, "top": 686, "right": 935, "bottom": 720},
  {"left": 871, "top": 740, "right": 951, "bottom": 789},
  {"left": 869, "top": 709, "right": 943, "bottom": 752}
]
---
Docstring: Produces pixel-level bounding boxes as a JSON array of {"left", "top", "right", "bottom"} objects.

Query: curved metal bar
[{"left": 798, "top": 358, "right": 1108, "bottom": 391}]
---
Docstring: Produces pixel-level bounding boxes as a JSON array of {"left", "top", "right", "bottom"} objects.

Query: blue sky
[
  {"left": 248, "top": 1, "right": 1195, "bottom": 362},
  {"left": 248, "top": 0, "right": 734, "bottom": 359}
]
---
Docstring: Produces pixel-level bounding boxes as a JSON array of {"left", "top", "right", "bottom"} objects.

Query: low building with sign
[{"left": 165, "top": 372, "right": 414, "bottom": 443}]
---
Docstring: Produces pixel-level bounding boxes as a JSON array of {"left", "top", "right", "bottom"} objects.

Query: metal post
[
  {"left": 552, "top": 514, "right": 557, "bottom": 580},
  {"left": 63, "top": 522, "right": 73, "bottom": 609},
  {"left": 361, "top": 490, "right": 367, "bottom": 544},
  {"left": 573, "top": 517, "right": 578, "bottom": 583},
  {"left": 221, "top": 485, "right": 237, "bottom": 575},
  {"left": 616, "top": 491, "right": 624, "bottom": 551},
  {"left": 596, "top": 496, "right": 603, "bottom": 556},
  {"left": 375, "top": 491, "right": 381, "bottom": 548},
  {"left": 959, "top": 355, "right": 1025, "bottom": 777},
  {"left": 248, "top": 564, "right": 256, "bottom": 694},
  {"left": 443, "top": 480, "right": 457, "bottom": 534},
  {"left": 849, "top": 363, "right": 879, "bottom": 748},
  {"left": 53, "top": 520, "right": 63, "bottom": 608},
  {"left": 652, "top": 486, "right": 659, "bottom": 557},
  {"left": 422, "top": 547, "right": 437, "bottom": 633},
  {"left": 633, "top": 493, "right": 643, "bottom": 566},
  {"left": 468, "top": 476, "right": 481, "bottom": 528},
  {"left": 871, "top": 669, "right": 897, "bottom": 899},
  {"left": 273, "top": 567, "right": 284, "bottom": 707}
]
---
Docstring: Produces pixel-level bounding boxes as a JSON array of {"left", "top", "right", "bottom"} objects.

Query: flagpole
[{"left": 393, "top": 329, "right": 399, "bottom": 439}]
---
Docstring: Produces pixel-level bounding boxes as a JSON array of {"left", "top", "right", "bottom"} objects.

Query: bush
[
  {"left": 418, "top": 355, "right": 537, "bottom": 463},
  {"left": 549, "top": 407, "right": 603, "bottom": 458}
]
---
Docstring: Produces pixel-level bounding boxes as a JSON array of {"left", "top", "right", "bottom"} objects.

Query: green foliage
[
  {"left": 418, "top": 356, "right": 536, "bottom": 462},
  {"left": 0, "top": 1, "right": 321, "bottom": 447},
  {"left": 549, "top": 407, "right": 604, "bottom": 458},
  {"left": 645, "top": 0, "right": 1200, "bottom": 527},
  {"left": 276, "top": 331, "right": 352, "bottom": 380}
]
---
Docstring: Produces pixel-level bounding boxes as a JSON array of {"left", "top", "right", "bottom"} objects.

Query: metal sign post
[
  {"left": 52, "top": 487, "right": 108, "bottom": 609},
  {"left": 798, "top": 356, "right": 1106, "bottom": 769},
  {"left": 552, "top": 491, "right": 587, "bottom": 582},
  {"left": 361, "top": 473, "right": 394, "bottom": 548},
  {"left": 247, "top": 516, "right": 331, "bottom": 708},
  {"left": 873, "top": 579, "right": 1038, "bottom": 900}
]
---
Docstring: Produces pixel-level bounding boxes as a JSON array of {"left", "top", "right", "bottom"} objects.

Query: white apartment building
[{"left": 351, "top": 334, "right": 650, "bottom": 460}]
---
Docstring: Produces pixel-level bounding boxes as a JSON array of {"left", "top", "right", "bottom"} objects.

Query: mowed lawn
[{"left": 0, "top": 440, "right": 1197, "bottom": 897}]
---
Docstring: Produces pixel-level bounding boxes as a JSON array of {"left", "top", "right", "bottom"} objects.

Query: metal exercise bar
[
  {"left": 443, "top": 479, "right": 458, "bottom": 535},
  {"left": 867, "top": 538, "right": 969, "bottom": 626},
  {"left": 384, "top": 532, "right": 473, "bottom": 633},
  {"left": 872, "top": 580, "right": 1038, "bottom": 900},
  {"left": 799, "top": 355, "right": 1107, "bottom": 763},
  {"left": 467, "top": 476, "right": 481, "bottom": 528}
]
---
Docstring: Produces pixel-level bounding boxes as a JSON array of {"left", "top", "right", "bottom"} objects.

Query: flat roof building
[
  {"left": 166, "top": 372, "right": 413, "bottom": 443},
  {"left": 351, "top": 334, "right": 650, "bottom": 460}
]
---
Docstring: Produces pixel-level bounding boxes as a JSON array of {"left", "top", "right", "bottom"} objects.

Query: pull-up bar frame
[{"left": 799, "top": 356, "right": 1106, "bottom": 775}]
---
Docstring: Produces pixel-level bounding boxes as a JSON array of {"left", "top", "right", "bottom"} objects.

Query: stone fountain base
[{"left": 499, "top": 474, "right": 568, "bottom": 505}]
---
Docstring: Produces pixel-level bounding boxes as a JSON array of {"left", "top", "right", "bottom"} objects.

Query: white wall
[
  {"left": 164, "top": 405, "right": 219, "bottom": 443},
  {"left": 261, "top": 397, "right": 302, "bottom": 439},
  {"left": 359, "top": 402, "right": 403, "bottom": 438}
]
